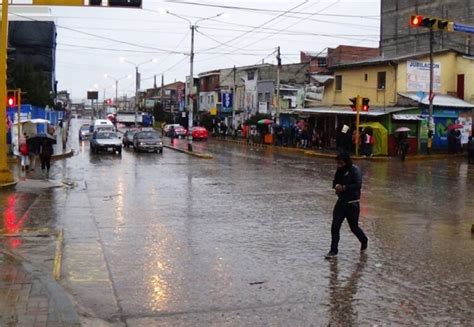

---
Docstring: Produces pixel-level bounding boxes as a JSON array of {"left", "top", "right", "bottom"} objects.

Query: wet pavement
[{"left": 1, "top": 119, "right": 474, "bottom": 325}]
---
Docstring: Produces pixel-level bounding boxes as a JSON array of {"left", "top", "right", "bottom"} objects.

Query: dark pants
[
  {"left": 469, "top": 150, "right": 474, "bottom": 164},
  {"left": 40, "top": 155, "right": 51, "bottom": 171},
  {"left": 330, "top": 201, "right": 368, "bottom": 254}
]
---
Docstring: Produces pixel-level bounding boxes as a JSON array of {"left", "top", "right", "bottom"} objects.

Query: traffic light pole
[
  {"left": 355, "top": 95, "right": 362, "bottom": 157},
  {"left": 428, "top": 27, "right": 434, "bottom": 155},
  {"left": 0, "top": 0, "right": 14, "bottom": 184}
]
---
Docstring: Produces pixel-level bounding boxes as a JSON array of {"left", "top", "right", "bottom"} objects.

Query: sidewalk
[
  {"left": 0, "top": 251, "right": 80, "bottom": 327},
  {"left": 211, "top": 136, "right": 467, "bottom": 161}
]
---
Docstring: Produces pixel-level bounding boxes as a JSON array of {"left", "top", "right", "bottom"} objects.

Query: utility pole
[
  {"left": 232, "top": 65, "right": 236, "bottom": 129},
  {"left": 276, "top": 46, "right": 281, "bottom": 125},
  {"left": 161, "top": 74, "right": 165, "bottom": 111},
  {"left": 115, "top": 80, "right": 118, "bottom": 105},
  {"left": 427, "top": 27, "right": 434, "bottom": 155},
  {"left": 0, "top": 0, "right": 13, "bottom": 184},
  {"left": 188, "top": 24, "right": 195, "bottom": 152},
  {"left": 135, "top": 66, "right": 140, "bottom": 127}
]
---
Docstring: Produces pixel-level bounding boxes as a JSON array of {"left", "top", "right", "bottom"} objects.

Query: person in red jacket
[{"left": 19, "top": 134, "right": 30, "bottom": 171}]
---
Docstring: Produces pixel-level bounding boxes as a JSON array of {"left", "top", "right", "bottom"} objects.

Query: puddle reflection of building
[{"left": 328, "top": 254, "right": 367, "bottom": 325}]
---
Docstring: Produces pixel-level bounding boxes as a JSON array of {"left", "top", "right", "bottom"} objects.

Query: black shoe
[
  {"left": 361, "top": 241, "right": 368, "bottom": 252},
  {"left": 325, "top": 251, "right": 338, "bottom": 259}
]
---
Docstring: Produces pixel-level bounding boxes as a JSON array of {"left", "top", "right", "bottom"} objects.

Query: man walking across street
[{"left": 326, "top": 152, "right": 368, "bottom": 259}]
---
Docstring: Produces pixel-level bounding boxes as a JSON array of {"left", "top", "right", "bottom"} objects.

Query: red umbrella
[{"left": 447, "top": 123, "right": 463, "bottom": 131}]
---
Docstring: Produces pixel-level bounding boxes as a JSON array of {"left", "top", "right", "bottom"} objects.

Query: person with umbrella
[
  {"left": 28, "top": 134, "right": 56, "bottom": 176},
  {"left": 395, "top": 127, "right": 411, "bottom": 161},
  {"left": 39, "top": 138, "right": 54, "bottom": 176}
]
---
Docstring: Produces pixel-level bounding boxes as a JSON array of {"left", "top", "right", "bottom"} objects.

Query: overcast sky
[{"left": 43, "top": 0, "right": 380, "bottom": 101}]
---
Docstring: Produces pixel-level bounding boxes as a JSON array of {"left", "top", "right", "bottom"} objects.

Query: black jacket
[{"left": 333, "top": 164, "right": 362, "bottom": 202}]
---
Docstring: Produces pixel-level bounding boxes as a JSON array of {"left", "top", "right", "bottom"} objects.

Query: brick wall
[
  {"left": 381, "top": 0, "right": 474, "bottom": 58},
  {"left": 326, "top": 46, "right": 380, "bottom": 68}
]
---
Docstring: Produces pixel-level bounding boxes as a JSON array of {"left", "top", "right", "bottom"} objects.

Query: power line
[
  {"left": 164, "top": 1, "right": 380, "bottom": 20},
  {"left": 198, "top": 0, "right": 310, "bottom": 53},
  {"left": 9, "top": 12, "right": 189, "bottom": 55}
]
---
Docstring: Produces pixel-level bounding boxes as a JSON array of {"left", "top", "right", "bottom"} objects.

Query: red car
[{"left": 189, "top": 127, "right": 209, "bottom": 141}]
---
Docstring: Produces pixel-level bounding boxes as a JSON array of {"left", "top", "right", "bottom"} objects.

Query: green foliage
[{"left": 8, "top": 63, "right": 53, "bottom": 107}]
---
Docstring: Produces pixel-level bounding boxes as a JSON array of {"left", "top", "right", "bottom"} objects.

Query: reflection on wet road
[{"left": 4, "top": 119, "right": 474, "bottom": 325}]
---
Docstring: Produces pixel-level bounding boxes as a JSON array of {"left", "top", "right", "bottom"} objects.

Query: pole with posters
[{"left": 355, "top": 95, "right": 362, "bottom": 157}]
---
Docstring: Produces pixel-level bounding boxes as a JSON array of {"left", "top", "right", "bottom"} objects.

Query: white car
[{"left": 90, "top": 131, "right": 122, "bottom": 155}]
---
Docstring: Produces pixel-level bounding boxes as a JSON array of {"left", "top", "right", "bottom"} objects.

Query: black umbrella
[{"left": 27, "top": 133, "right": 57, "bottom": 150}]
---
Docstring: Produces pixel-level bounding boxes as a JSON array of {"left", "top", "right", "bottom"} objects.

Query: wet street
[{"left": 1, "top": 119, "right": 474, "bottom": 326}]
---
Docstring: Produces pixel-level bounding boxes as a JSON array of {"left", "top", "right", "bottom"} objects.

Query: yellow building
[{"left": 300, "top": 49, "right": 474, "bottom": 154}]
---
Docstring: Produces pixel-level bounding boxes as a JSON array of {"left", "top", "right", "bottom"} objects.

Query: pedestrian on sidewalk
[
  {"left": 468, "top": 136, "right": 474, "bottom": 164},
  {"left": 39, "top": 139, "right": 54, "bottom": 176},
  {"left": 19, "top": 134, "right": 30, "bottom": 171},
  {"left": 325, "top": 152, "right": 368, "bottom": 259}
]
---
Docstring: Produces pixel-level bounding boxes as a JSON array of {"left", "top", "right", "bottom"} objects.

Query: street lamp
[
  {"left": 163, "top": 10, "right": 224, "bottom": 152},
  {"left": 104, "top": 73, "right": 132, "bottom": 105},
  {"left": 120, "top": 57, "right": 157, "bottom": 127}
]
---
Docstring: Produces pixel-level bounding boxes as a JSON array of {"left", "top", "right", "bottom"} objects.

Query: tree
[{"left": 7, "top": 63, "right": 53, "bottom": 107}]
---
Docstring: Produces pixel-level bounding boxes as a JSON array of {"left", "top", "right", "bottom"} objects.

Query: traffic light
[
  {"left": 362, "top": 97, "right": 370, "bottom": 112},
  {"left": 349, "top": 96, "right": 366, "bottom": 111},
  {"left": 349, "top": 97, "right": 357, "bottom": 111},
  {"left": 105, "top": 99, "right": 112, "bottom": 105},
  {"left": 410, "top": 15, "right": 453, "bottom": 31},
  {"left": 410, "top": 15, "right": 423, "bottom": 27},
  {"left": 7, "top": 91, "right": 16, "bottom": 107}
]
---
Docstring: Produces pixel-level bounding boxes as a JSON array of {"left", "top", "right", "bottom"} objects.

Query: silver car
[{"left": 79, "top": 124, "right": 91, "bottom": 140}]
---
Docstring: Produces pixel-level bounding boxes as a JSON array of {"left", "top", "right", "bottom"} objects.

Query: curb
[
  {"left": 212, "top": 137, "right": 467, "bottom": 162},
  {"left": 0, "top": 180, "right": 18, "bottom": 189},
  {"left": 163, "top": 144, "right": 213, "bottom": 159},
  {"left": 1, "top": 249, "right": 81, "bottom": 326}
]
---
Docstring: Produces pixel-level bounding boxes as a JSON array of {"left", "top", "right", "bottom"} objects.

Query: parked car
[
  {"left": 133, "top": 130, "right": 163, "bottom": 153},
  {"left": 189, "top": 126, "right": 209, "bottom": 141},
  {"left": 79, "top": 124, "right": 91, "bottom": 140},
  {"left": 164, "top": 124, "right": 187, "bottom": 138},
  {"left": 122, "top": 129, "right": 138, "bottom": 148},
  {"left": 90, "top": 131, "right": 122, "bottom": 155}
]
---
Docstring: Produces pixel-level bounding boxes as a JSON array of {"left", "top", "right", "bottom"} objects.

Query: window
[
  {"left": 211, "top": 95, "right": 214, "bottom": 104},
  {"left": 318, "top": 58, "right": 327, "bottom": 67},
  {"left": 258, "top": 93, "right": 264, "bottom": 102},
  {"left": 364, "top": 74, "right": 368, "bottom": 82},
  {"left": 335, "top": 75, "right": 342, "bottom": 91},
  {"left": 265, "top": 92, "right": 271, "bottom": 102},
  {"left": 377, "top": 71, "right": 386, "bottom": 90},
  {"left": 247, "top": 71, "right": 255, "bottom": 80},
  {"left": 200, "top": 95, "right": 203, "bottom": 104}
]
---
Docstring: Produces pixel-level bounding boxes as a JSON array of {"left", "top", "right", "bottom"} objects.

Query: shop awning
[
  {"left": 295, "top": 106, "right": 411, "bottom": 117},
  {"left": 399, "top": 92, "right": 474, "bottom": 108},
  {"left": 310, "top": 75, "right": 333, "bottom": 84},
  {"left": 392, "top": 114, "right": 425, "bottom": 121}
]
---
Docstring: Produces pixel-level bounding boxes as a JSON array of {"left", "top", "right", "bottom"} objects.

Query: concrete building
[
  {"left": 9, "top": 6, "right": 57, "bottom": 95},
  {"left": 381, "top": 0, "right": 474, "bottom": 57},
  {"left": 144, "top": 81, "right": 185, "bottom": 112}
]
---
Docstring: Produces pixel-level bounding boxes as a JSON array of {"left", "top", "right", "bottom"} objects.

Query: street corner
[{"left": 0, "top": 250, "right": 81, "bottom": 327}]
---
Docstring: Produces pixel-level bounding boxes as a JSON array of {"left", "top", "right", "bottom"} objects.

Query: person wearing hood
[{"left": 325, "top": 152, "right": 368, "bottom": 259}]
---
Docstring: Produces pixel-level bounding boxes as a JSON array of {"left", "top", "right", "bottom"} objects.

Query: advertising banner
[{"left": 407, "top": 60, "right": 441, "bottom": 92}]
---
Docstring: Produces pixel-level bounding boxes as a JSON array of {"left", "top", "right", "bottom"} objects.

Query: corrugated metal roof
[
  {"left": 293, "top": 106, "right": 412, "bottom": 116},
  {"left": 399, "top": 92, "right": 474, "bottom": 108}
]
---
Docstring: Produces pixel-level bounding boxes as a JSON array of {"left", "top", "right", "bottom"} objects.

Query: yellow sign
[
  {"left": 210, "top": 107, "right": 217, "bottom": 116},
  {"left": 33, "top": 0, "right": 84, "bottom": 6}
]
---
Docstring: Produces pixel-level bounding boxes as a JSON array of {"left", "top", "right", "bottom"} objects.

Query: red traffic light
[
  {"left": 7, "top": 92, "right": 16, "bottom": 107},
  {"left": 410, "top": 15, "right": 423, "bottom": 27}
]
